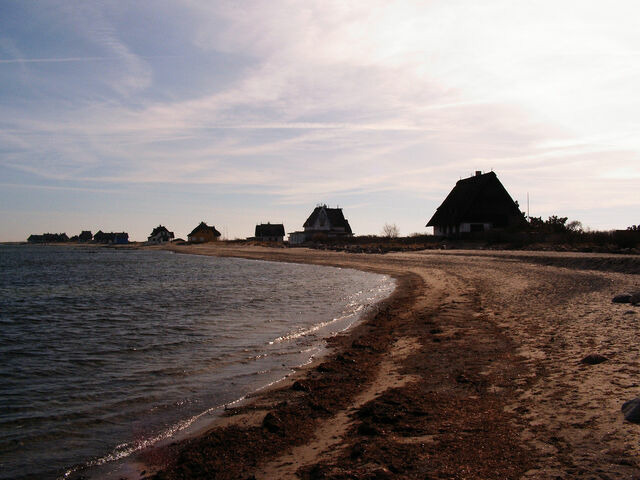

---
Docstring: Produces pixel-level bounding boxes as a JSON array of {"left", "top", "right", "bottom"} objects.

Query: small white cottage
[{"left": 147, "top": 225, "right": 175, "bottom": 244}]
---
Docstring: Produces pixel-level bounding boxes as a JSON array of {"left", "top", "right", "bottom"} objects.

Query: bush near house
[{"left": 294, "top": 214, "right": 639, "bottom": 254}]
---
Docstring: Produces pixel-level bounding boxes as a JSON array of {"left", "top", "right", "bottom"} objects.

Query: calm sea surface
[{"left": 0, "top": 245, "right": 394, "bottom": 480}]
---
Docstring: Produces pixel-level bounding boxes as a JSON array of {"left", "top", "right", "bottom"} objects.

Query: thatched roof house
[
  {"left": 94, "top": 231, "right": 129, "bottom": 244},
  {"left": 27, "top": 233, "right": 69, "bottom": 243},
  {"left": 78, "top": 231, "right": 92, "bottom": 242},
  {"left": 188, "top": 222, "right": 221, "bottom": 243},
  {"left": 426, "top": 171, "right": 525, "bottom": 237},
  {"left": 290, "top": 205, "right": 353, "bottom": 244},
  {"left": 255, "top": 223, "right": 285, "bottom": 242}
]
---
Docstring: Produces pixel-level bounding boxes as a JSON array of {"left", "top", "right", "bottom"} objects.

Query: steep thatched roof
[
  {"left": 255, "top": 223, "right": 285, "bottom": 237},
  {"left": 303, "top": 206, "right": 352, "bottom": 234},
  {"left": 188, "top": 222, "right": 221, "bottom": 238},
  {"left": 150, "top": 225, "right": 174, "bottom": 238},
  {"left": 426, "top": 172, "right": 523, "bottom": 228}
]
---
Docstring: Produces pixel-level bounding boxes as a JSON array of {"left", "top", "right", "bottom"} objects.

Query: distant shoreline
[{"left": 6, "top": 232, "right": 639, "bottom": 257}]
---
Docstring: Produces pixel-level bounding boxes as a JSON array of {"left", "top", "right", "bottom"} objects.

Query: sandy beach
[{"left": 135, "top": 244, "right": 640, "bottom": 479}]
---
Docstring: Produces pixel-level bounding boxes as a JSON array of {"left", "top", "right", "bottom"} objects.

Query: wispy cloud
[
  {"left": 52, "top": 2, "right": 153, "bottom": 96},
  {"left": 0, "top": 182, "right": 122, "bottom": 194},
  {"left": 1, "top": 0, "right": 639, "bottom": 240},
  {"left": 0, "top": 55, "right": 178, "bottom": 64}
]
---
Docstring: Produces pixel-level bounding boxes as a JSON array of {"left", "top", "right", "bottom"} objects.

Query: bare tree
[
  {"left": 566, "top": 220, "right": 583, "bottom": 233},
  {"left": 382, "top": 223, "right": 399, "bottom": 238}
]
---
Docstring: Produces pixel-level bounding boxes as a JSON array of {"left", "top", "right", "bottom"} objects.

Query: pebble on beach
[
  {"left": 622, "top": 398, "right": 640, "bottom": 423},
  {"left": 612, "top": 294, "right": 632, "bottom": 303},
  {"left": 262, "top": 412, "right": 284, "bottom": 433},
  {"left": 614, "top": 292, "right": 640, "bottom": 305},
  {"left": 580, "top": 354, "right": 608, "bottom": 365}
]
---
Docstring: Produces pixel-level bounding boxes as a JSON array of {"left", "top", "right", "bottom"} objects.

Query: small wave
[
  {"left": 61, "top": 339, "right": 332, "bottom": 479},
  {"left": 267, "top": 281, "right": 394, "bottom": 346},
  {"left": 269, "top": 311, "right": 356, "bottom": 344},
  {"left": 62, "top": 396, "right": 244, "bottom": 479}
]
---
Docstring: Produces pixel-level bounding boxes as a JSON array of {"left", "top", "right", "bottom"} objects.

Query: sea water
[{"left": 0, "top": 245, "right": 394, "bottom": 479}]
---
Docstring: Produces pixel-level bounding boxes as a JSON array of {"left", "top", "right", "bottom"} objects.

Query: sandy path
[{"left": 139, "top": 245, "right": 640, "bottom": 479}]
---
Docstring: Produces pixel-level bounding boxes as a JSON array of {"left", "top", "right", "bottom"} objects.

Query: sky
[{"left": 1, "top": 0, "right": 639, "bottom": 241}]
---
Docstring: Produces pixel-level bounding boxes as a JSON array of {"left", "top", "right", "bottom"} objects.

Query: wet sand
[{"left": 137, "top": 244, "right": 640, "bottom": 479}]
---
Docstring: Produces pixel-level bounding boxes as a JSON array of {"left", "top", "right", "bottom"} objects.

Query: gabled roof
[
  {"left": 150, "top": 225, "right": 174, "bottom": 237},
  {"left": 303, "top": 206, "right": 352, "bottom": 234},
  {"left": 426, "top": 171, "right": 523, "bottom": 227},
  {"left": 188, "top": 221, "right": 221, "bottom": 237},
  {"left": 255, "top": 223, "right": 285, "bottom": 237}
]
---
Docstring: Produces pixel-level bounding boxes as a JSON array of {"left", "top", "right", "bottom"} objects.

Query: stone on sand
[
  {"left": 622, "top": 398, "right": 640, "bottom": 423},
  {"left": 612, "top": 294, "right": 632, "bottom": 303},
  {"left": 581, "top": 353, "right": 608, "bottom": 365},
  {"left": 262, "top": 412, "right": 284, "bottom": 433}
]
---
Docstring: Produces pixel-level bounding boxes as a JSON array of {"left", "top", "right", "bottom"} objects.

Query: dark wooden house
[
  {"left": 255, "top": 223, "right": 285, "bottom": 242},
  {"left": 113, "top": 232, "right": 129, "bottom": 244},
  {"left": 93, "top": 230, "right": 107, "bottom": 243},
  {"left": 426, "top": 171, "right": 525, "bottom": 237},
  {"left": 78, "top": 231, "right": 93, "bottom": 242},
  {"left": 188, "top": 222, "right": 221, "bottom": 243}
]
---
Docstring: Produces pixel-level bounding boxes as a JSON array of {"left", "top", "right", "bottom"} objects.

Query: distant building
[
  {"left": 93, "top": 231, "right": 129, "bottom": 244},
  {"left": 289, "top": 205, "right": 353, "bottom": 244},
  {"left": 288, "top": 231, "right": 307, "bottom": 245},
  {"left": 27, "top": 233, "right": 69, "bottom": 243},
  {"left": 188, "top": 222, "right": 221, "bottom": 243},
  {"left": 426, "top": 171, "right": 525, "bottom": 237},
  {"left": 147, "top": 225, "right": 174, "bottom": 244},
  {"left": 254, "top": 223, "right": 285, "bottom": 242},
  {"left": 93, "top": 230, "right": 106, "bottom": 243},
  {"left": 113, "top": 232, "right": 129, "bottom": 244},
  {"left": 78, "top": 231, "right": 92, "bottom": 242}
]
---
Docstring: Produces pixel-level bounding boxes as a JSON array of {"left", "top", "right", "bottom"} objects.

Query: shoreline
[
  {"left": 119, "top": 245, "right": 639, "bottom": 479},
  {"left": 138, "top": 245, "right": 422, "bottom": 480},
  {"left": 142, "top": 260, "right": 397, "bottom": 446},
  {"left": 63, "top": 250, "right": 394, "bottom": 480}
]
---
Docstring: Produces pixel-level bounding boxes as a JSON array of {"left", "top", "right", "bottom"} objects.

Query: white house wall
[
  {"left": 311, "top": 211, "right": 330, "bottom": 230},
  {"left": 459, "top": 223, "right": 492, "bottom": 233},
  {"left": 435, "top": 223, "right": 493, "bottom": 236},
  {"left": 288, "top": 232, "right": 306, "bottom": 245}
]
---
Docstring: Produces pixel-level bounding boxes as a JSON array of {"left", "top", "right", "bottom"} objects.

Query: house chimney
[{"left": 475, "top": 170, "right": 482, "bottom": 176}]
